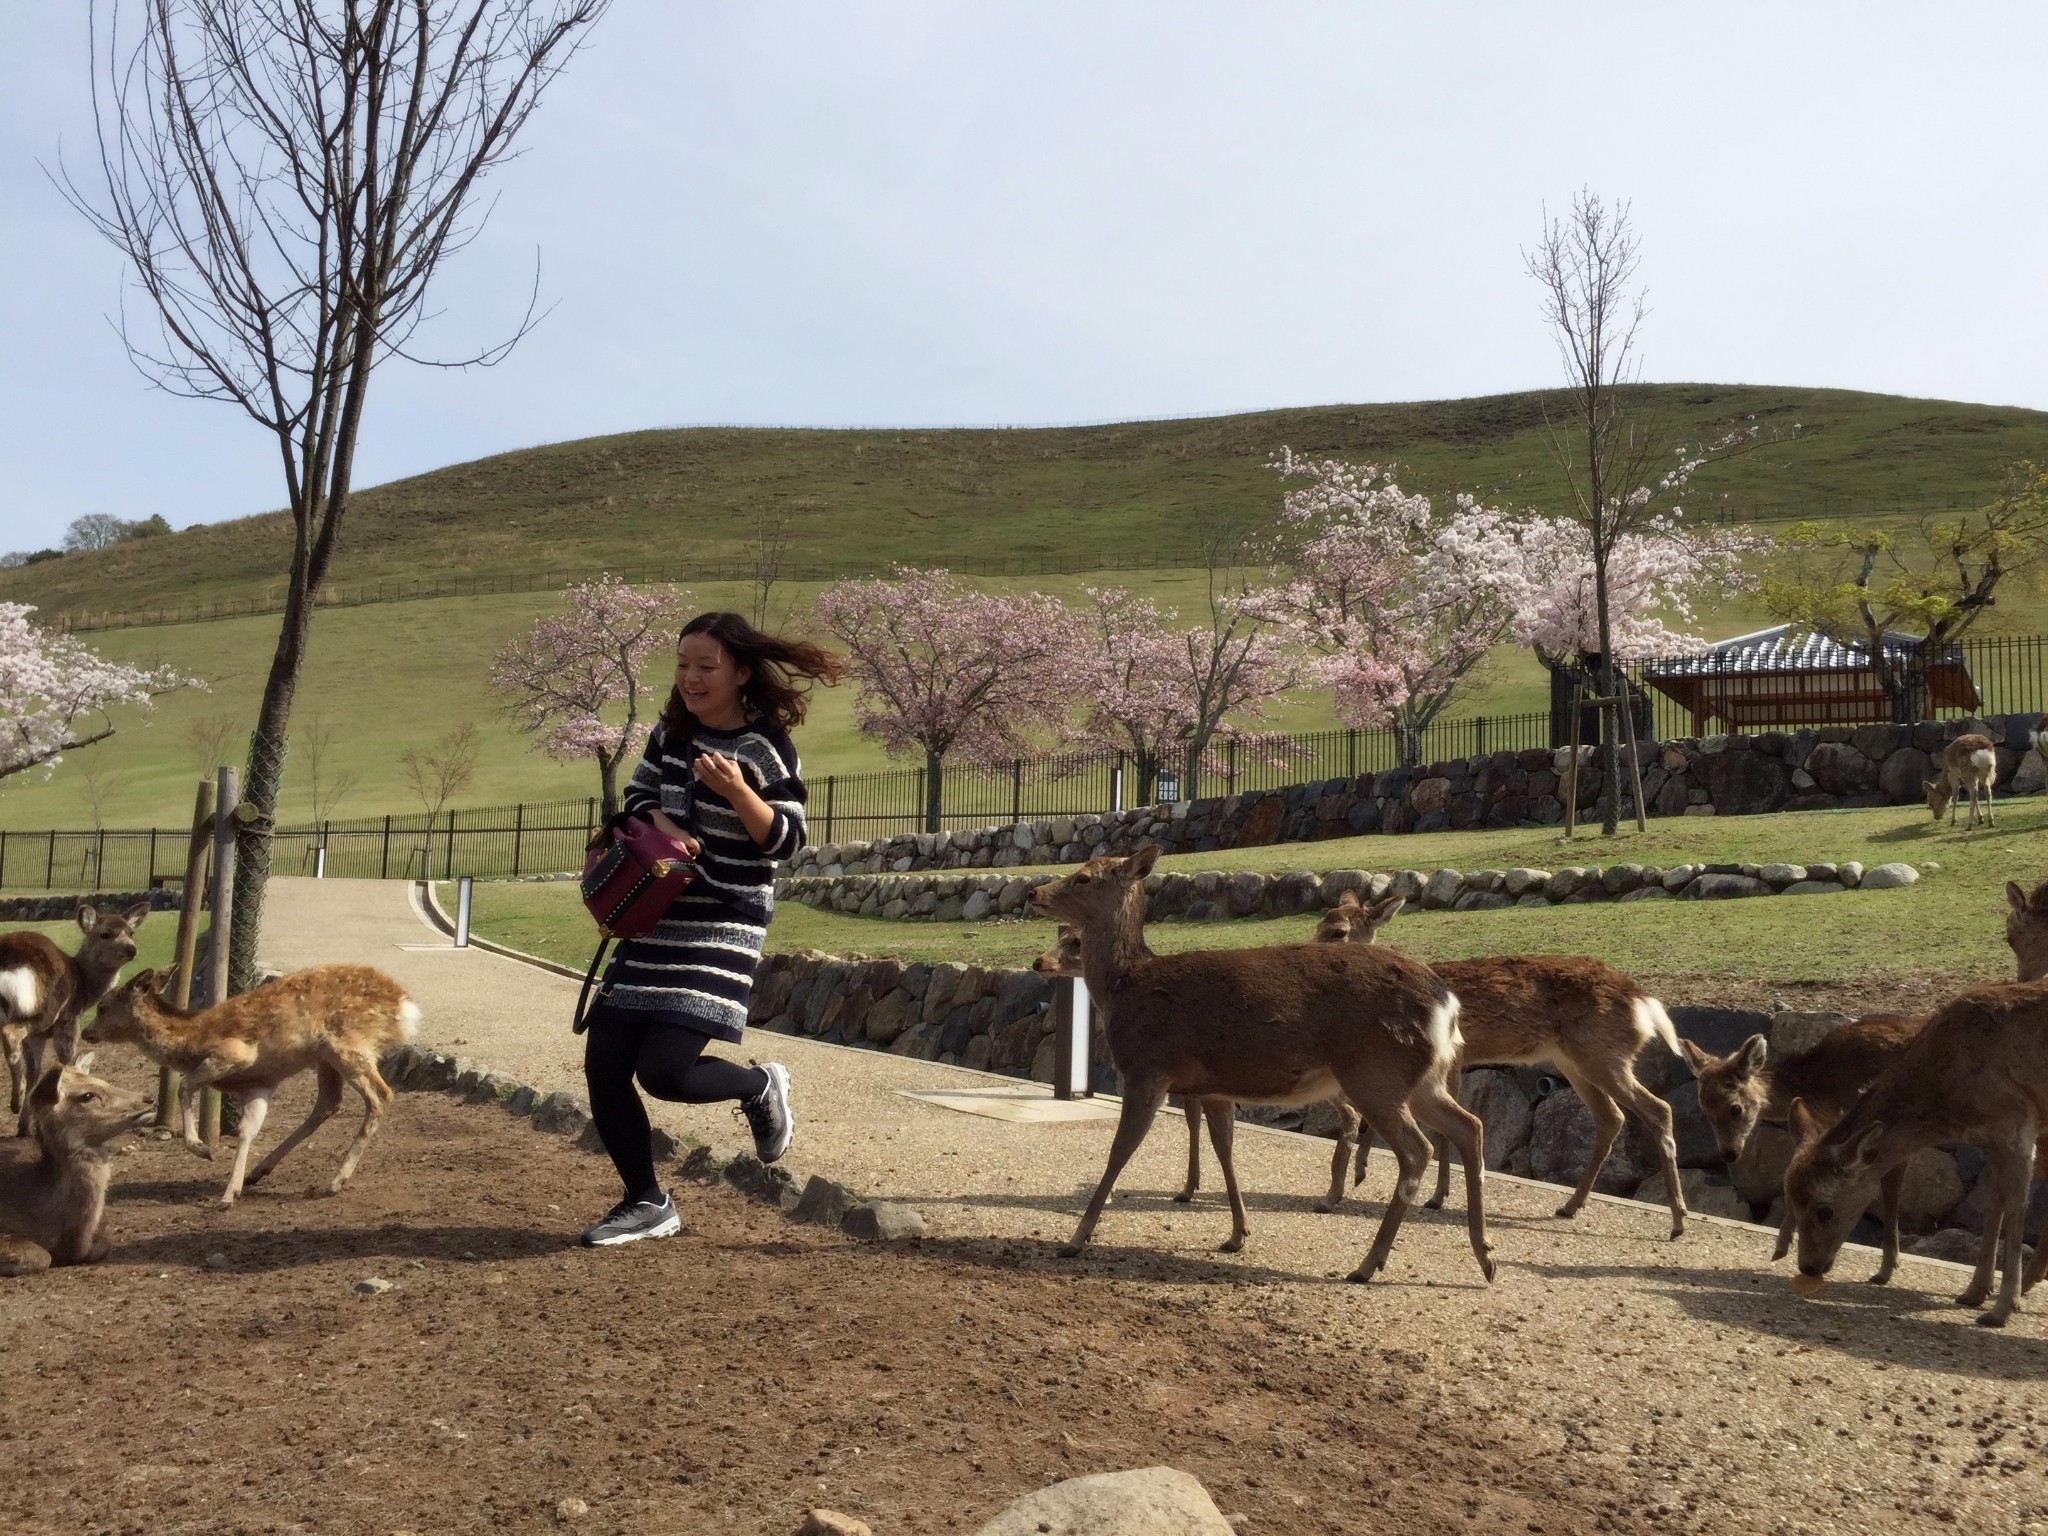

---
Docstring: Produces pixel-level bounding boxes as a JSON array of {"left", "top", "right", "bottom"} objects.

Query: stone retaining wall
[
  {"left": 0, "top": 888, "right": 185, "bottom": 922},
  {"left": 777, "top": 857, "right": 1924, "bottom": 924},
  {"left": 785, "top": 712, "right": 2046, "bottom": 877}
]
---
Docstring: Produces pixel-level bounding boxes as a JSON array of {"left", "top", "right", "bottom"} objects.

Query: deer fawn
[
  {"left": 0, "top": 1055, "right": 154, "bottom": 1276},
  {"left": 1030, "top": 846, "right": 1494, "bottom": 1284},
  {"left": 2, "top": 902, "right": 151, "bottom": 1135},
  {"left": 1784, "top": 980, "right": 2048, "bottom": 1327},
  {"left": 1683, "top": 1015, "right": 1924, "bottom": 1281},
  {"left": 2006, "top": 879, "right": 2048, "bottom": 982},
  {"left": 1925, "top": 733, "right": 1997, "bottom": 829},
  {"left": 1315, "top": 889, "right": 1690, "bottom": 1238},
  {"left": 1032, "top": 924, "right": 1366, "bottom": 1217},
  {"left": 84, "top": 964, "right": 418, "bottom": 1209}
]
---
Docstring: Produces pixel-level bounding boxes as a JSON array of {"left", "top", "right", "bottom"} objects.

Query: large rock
[
  {"left": 840, "top": 1201, "right": 927, "bottom": 1240},
  {"left": 2014, "top": 750, "right": 2048, "bottom": 795},
  {"left": 1895, "top": 1149, "right": 1967, "bottom": 1233},
  {"left": 1223, "top": 871, "right": 1269, "bottom": 917},
  {"left": 1422, "top": 868, "right": 1465, "bottom": 910},
  {"left": 1768, "top": 1010, "right": 1852, "bottom": 1060},
  {"left": 1636, "top": 1167, "right": 1749, "bottom": 1221},
  {"left": 1805, "top": 741, "right": 1876, "bottom": 794},
  {"left": 1459, "top": 1069, "right": 1533, "bottom": 1169},
  {"left": 971, "top": 1467, "right": 1236, "bottom": 1536},
  {"left": 1704, "top": 748, "right": 1792, "bottom": 815},
  {"left": 1682, "top": 873, "right": 1771, "bottom": 900},
  {"left": 1527, "top": 1089, "right": 1651, "bottom": 1196},
  {"left": 1878, "top": 746, "right": 1934, "bottom": 803},
  {"left": 1265, "top": 870, "right": 1324, "bottom": 917},
  {"left": 1729, "top": 1123, "right": 1798, "bottom": 1208},
  {"left": 796, "top": 1512, "right": 874, "bottom": 1536},
  {"left": 1860, "top": 862, "right": 1921, "bottom": 890}
]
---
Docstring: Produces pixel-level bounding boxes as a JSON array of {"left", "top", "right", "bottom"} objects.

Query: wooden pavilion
[{"left": 1639, "top": 625, "right": 1980, "bottom": 735}]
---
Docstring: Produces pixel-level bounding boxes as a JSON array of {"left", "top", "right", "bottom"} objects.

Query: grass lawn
[{"left": 444, "top": 800, "right": 2048, "bottom": 1005}]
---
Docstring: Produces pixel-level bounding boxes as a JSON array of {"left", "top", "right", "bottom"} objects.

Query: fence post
[
  {"left": 1011, "top": 759, "right": 1022, "bottom": 825},
  {"left": 1476, "top": 717, "right": 1488, "bottom": 757},
  {"left": 1227, "top": 738, "right": 1238, "bottom": 795},
  {"left": 46, "top": 830, "right": 56, "bottom": 890},
  {"left": 512, "top": 802, "right": 524, "bottom": 877},
  {"left": 454, "top": 875, "right": 474, "bottom": 947},
  {"left": 0, "top": 829, "right": 6, "bottom": 889},
  {"left": 147, "top": 828, "right": 158, "bottom": 887},
  {"left": 585, "top": 798, "right": 596, "bottom": 845},
  {"left": 824, "top": 777, "right": 836, "bottom": 844},
  {"left": 1110, "top": 760, "right": 1123, "bottom": 815},
  {"left": 446, "top": 808, "right": 457, "bottom": 882},
  {"left": 94, "top": 828, "right": 106, "bottom": 890},
  {"left": 381, "top": 815, "right": 392, "bottom": 879}
]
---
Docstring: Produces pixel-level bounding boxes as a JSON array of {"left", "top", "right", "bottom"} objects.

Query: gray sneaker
[
  {"left": 739, "top": 1062, "right": 794, "bottom": 1163},
  {"left": 579, "top": 1191, "right": 681, "bottom": 1247}
]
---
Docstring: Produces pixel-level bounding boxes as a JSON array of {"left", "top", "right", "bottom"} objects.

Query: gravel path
[{"left": 257, "top": 878, "right": 2048, "bottom": 1535}]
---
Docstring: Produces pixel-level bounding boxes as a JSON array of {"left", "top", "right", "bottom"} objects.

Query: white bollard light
[
  {"left": 1063, "top": 974, "right": 1091, "bottom": 1098},
  {"left": 454, "top": 874, "right": 474, "bottom": 947}
]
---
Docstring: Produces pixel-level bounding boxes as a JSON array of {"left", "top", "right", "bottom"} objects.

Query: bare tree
[
  {"left": 60, "top": 0, "right": 612, "bottom": 990},
  {"left": 748, "top": 511, "right": 796, "bottom": 629},
  {"left": 179, "top": 710, "right": 244, "bottom": 778},
  {"left": 297, "top": 714, "right": 361, "bottom": 823},
  {"left": 74, "top": 752, "right": 121, "bottom": 830},
  {"left": 400, "top": 721, "right": 480, "bottom": 823},
  {"left": 64, "top": 513, "right": 130, "bottom": 552}
]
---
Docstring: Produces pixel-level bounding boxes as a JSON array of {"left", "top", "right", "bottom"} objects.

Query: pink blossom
[{"left": 0, "top": 603, "right": 192, "bottom": 782}]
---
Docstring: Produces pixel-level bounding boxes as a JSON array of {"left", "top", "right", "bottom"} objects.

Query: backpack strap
[{"left": 571, "top": 935, "right": 612, "bottom": 1035}]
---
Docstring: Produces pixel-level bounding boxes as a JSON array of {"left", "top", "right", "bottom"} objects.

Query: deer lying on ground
[
  {"left": 83, "top": 964, "right": 418, "bottom": 1209},
  {"left": 1315, "top": 889, "right": 1691, "bottom": 1238},
  {"left": 1926, "top": 732, "right": 1998, "bottom": 829},
  {"left": 1033, "top": 923, "right": 1369, "bottom": 1216},
  {"left": 1029, "top": 846, "right": 1493, "bottom": 1284},
  {"left": 1784, "top": 980, "right": 2048, "bottom": 1327},
  {"left": 2007, "top": 879, "right": 2048, "bottom": 982},
  {"left": 0, "top": 1055, "right": 154, "bottom": 1276},
  {"left": 2, "top": 902, "right": 150, "bottom": 1135},
  {"left": 1683, "top": 1015, "right": 1925, "bottom": 1281}
]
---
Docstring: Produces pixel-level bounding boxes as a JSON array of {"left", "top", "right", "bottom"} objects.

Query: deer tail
[
  {"left": 1427, "top": 987, "right": 1464, "bottom": 1071},
  {"left": 396, "top": 998, "right": 422, "bottom": 1042},
  {"left": 1633, "top": 995, "right": 1681, "bottom": 1060}
]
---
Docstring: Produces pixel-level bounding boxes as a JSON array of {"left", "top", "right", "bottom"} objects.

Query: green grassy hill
[
  {"left": 4, "top": 383, "right": 2045, "bottom": 835},
  {"left": 8, "top": 383, "right": 2046, "bottom": 618}
]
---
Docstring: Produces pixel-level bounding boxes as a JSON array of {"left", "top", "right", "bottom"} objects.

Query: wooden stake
[
  {"left": 1617, "top": 673, "right": 1650, "bottom": 834},
  {"left": 158, "top": 779, "right": 214, "bottom": 1130},
  {"left": 201, "top": 765, "right": 237, "bottom": 1148},
  {"left": 1563, "top": 678, "right": 1584, "bottom": 839}
]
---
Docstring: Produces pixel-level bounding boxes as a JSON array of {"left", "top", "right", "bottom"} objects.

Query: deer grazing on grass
[
  {"left": 1033, "top": 923, "right": 1369, "bottom": 1217},
  {"left": 1029, "top": 846, "right": 1494, "bottom": 1284},
  {"left": 2, "top": 902, "right": 151, "bottom": 1136},
  {"left": 1314, "top": 889, "right": 1691, "bottom": 1238},
  {"left": 1926, "top": 733, "right": 1998, "bottom": 829},
  {"left": 1784, "top": 980, "right": 2048, "bottom": 1327},
  {"left": 1683, "top": 1015, "right": 1925, "bottom": 1281},
  {"left": 83, "top": 964, "right": 418, "bottom": 1209},
  {"left": 0, "top": 1056, "right": 154, "bottom": 1276},
  {"left": 2007, "top": 879, "right": 2048, "bottom": 982}
]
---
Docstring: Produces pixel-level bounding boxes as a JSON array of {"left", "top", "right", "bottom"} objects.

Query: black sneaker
[
  {"left": 738, "top": 1062, "right": 794, "bottom": 1163},
  {"left": 579, "top": 1191, "right": 681, "bottom": 1247}
]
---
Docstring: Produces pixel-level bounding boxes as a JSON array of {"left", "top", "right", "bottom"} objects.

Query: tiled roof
[{"left": 1643, "top": 625, "right": 1951, "bottom": 677}]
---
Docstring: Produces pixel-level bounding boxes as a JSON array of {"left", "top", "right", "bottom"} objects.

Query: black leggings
[{"left": 582, "top": 1004, "right": 767, "bottom": 1202}]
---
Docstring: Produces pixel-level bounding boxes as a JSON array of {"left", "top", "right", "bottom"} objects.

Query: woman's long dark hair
[{"left": 660, "top": 611, "right": 847, "bottom": 740}]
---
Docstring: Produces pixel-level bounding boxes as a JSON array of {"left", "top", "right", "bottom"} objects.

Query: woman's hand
[
  {"left": 692, "top": 750, "right": 750, "bottom": 800},
  {"left": 647, "top": 808, "right": 700, "bottom": 857}
]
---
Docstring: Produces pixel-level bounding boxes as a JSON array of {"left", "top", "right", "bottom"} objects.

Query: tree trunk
[
  {"left": 1592, "top": 542, "right": 1621, "bottom": 836},
  {"left": 226, "top": 583, "right": 314, "bottom": 993},
  {"left": 598, "top": 753, "right": 620, "bottom": 821},
  {"left": 1394, "top": 714, "right": 1423, "bottom": 770},
  {"left": 923, "top": 749, "right": 944, "bottom": 835},
  {"left": 1135, "top": 751, "right": 1159, "bottom": 808}
]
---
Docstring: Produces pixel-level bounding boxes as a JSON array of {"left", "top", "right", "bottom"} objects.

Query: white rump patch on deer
[
  {"left": 1631, "top": 996, "right": 1681, "bottom": 1058},
  {"left": 397, "top": 999, "right": 421, "bottom": 1040},
  {"left": 0, "top": 968, "right": 41, "bottom": 1019},
  {"left": 1427, "top": 993, "right": 1463, "bottom": 1066}
]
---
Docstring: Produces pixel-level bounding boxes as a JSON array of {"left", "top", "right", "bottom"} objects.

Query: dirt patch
[
  {"left": 3, "top": 1058, "right": 1642, "bottom": 1536},
  {"left": 1640, "top": 970, "right": 1982, "bottom": 1020}
]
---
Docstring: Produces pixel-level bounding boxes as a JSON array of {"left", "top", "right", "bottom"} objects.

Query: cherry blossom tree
[
  {"left": 491, "top": 576, "right": 688, "bottom": 816},
  {"left": 0, "top": 602, "right": 188, "bottom": 783},
  {"left": 1513, "top": 515, "right": 1756, "bottom": 672},
  {"left": 815, "top": 567, "right": 1078, "bottom": 831},
  {"left": 1269, "top": 452, "right": 1525, "bottom": 768}
]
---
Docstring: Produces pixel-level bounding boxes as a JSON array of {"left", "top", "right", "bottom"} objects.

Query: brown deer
[
  {"left": 1925, "top": 732, "right": 1997, "bottom": 829},
  {"left": 2, "top": 902, "right": 151, "bottom": 1136},
  {"left": 1682, "top": 1015, "right": 1924, "bottom": 1281},
  {"left": 1032, "top": 923, "right": 1367, "bottom": 1217},
  {"left": 84, "top": 964, "right": 419, "bottom": 1209},
  {"left": 0, "top": 1055, "right": 154, "bottom": 1276},
  {"left": 1784, "top": 980, "right": 2048, "bottom": 1327},
  {"left": 1029, "top": 846, "right": 1493, "bottom": 1284},
  {"left": 2006, "top": 879, "right": 2048, "bottom": 982},
  {"left": 1315, "top": 890, "right": 1690, "bottom": 1238}
]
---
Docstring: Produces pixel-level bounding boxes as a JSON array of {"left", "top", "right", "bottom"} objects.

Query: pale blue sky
[{"left": 4, "top": 2, "right": 2045, "bottom": 552}]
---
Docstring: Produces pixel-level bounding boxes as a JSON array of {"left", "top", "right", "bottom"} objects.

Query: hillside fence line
[
  {"left": 19, "top": 493, "right": 2005, "bottom": 634},
  {"left": 4, "top": 632, "right": 2042, "bottom": 892}
]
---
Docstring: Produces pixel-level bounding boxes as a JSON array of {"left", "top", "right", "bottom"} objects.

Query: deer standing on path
[
  {"left": 2, "top": 902, "right": 150, "bottom": 1135},
  {"left": 1315, "top": 890, "right": 1690, "bottom": 1238},
  {"left": 1030, "top": 846, "right": 1494, "bottom": 1284},
  {"left": 1033, "top": 924, "right": 1367, "bottom": 1217},
  {"left": 1784, "top": 980, "right": 2048, "bottom": 1327},
  {"left": 1683, "top": 1016, "right": 1924, "bottom": 1281},
  {"left": 0, "top": 1056, "right": 154, "bottom": 1276},
  {"left": 84, "top": 964, "right": 418, "bottom": 1209},
  {"left": 1926, "top": 733, "right": 1998, "bottom": 829}
]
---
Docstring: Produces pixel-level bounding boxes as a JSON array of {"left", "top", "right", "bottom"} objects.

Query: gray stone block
[{"left": 841, "top": 1200, "right": 927, "bottom": 1240}]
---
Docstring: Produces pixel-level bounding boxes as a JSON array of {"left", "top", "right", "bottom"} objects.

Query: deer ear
[
  {"left": 123, "top": 901, "right": 151, "bottom": 928},
  {"left": 72, "top": 1051, "right": 96, "bottom": 1074},
  {"left": 1125, "top": 845, "right": 1162, "bottom": 879},
  {"left": 1923, "top": 780, "right": 1939, "bottom": 794},
  {"left": 2010, "top": 882, "right": 2030, "bottom": 916},
  {"left": 1678, "top": 1038, "right": 1711, "bottom": 1075},
  {"left": 1367, "top": 896, "right": 1404, "bottom": 926},
  {"left": 1736, "top": 1034, "right": 1769, "bottom": 1074},
  {"left": 76, "top": 903, "right": 99, "bottom": 931},
  {"left": 1845, "top": 1121, "right": 1887, "bottom": 1173},
  {"left": 1335, "top": 889, "right": 1362, "bottom": 911},
  {"left": 1787, "top": 1098, "right": 1818, "bottom": 1144},
  {"left": 29, "top": 1067, "right": 62, "bottom": 1107}
]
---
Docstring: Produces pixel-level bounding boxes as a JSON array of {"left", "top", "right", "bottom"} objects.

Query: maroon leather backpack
[{"left": 573, "top": 814, "right": 697, "bottom": 1031}]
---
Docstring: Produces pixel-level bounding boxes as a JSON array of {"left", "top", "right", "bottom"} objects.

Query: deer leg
[
  {"left": 1346, "top": 1102, "right": 1429, "bottom": 1284},
  {"left": 247, "top": 1063, "right": 343, "bottom": 1187},
  {"left": 1555, "top": 1074, "right": 1626, "bottom": 1221},
  {"left": 1869, "top": 1163, "right": 1905, "bottom": 1285},
  {"left": 1174, "top": 1096, "right": 1202, "bottom": 1203},
  {"left": 1317, "top": 1100, "right": 1359, "bottom": 1213},
  {"left": 1424, "top": 1065, "right": 1463, "bottom": 1209},
  {"left": 3, "top": 1021, "right": 26, "bottom": 1120},
  {"left": 1959, "top": 1180, "right": 2001, "bottom": 1310},
  {"left": 1605, "top": 1065, "right": 1687, "bottom": 1240},
  {"left": 215, "top": 1087, "right": 273, "bottom": 1209},
  {"left": 13, "top": 1033, "right": 47, "bottom": 1138},
  {"left": 1059, "top": 1080, "right": 1168, "bottom": 1257},
  {"left": 0, "top": 1237, "right": 54, "bottom": 1277},
  {"left": 1352, "top": 1120, "right": 1373, "bottom": 1187},
  {"left": 326, "top": 1060, "right": 394, "bottom": 1195},
  {"left": 1201, "top": 1100, "right": 1249, "bottom": 1253},
  {"left": 1771, "top": 1201, "right": 1795, "bottom": 1262},
  {"left": 2023, "top": 1140, "right": 2048, "bottom": 1297},
  {"left": 176, "top": 1065, "right": 219, "bottom": 1160},
  {"left": 1413, "top": 1079, "right": 1495, "bottom": 1282},
  {"left": 1979, "top": 1138, "right": 2034, "bottom": 1327}
]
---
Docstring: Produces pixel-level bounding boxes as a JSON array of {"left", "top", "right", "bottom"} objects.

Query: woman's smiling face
[{"left": 676, "top": 632, "right": 751, "bottom": 725}]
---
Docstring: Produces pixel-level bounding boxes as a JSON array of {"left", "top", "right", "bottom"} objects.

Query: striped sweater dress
[{"left": 600, "top": 716, "right": 807, "bottom": 1042}]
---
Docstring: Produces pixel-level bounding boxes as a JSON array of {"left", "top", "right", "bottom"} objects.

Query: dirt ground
[
  {"left": 5, "top": 1053, "right": 2048, "bottom": 1536},
  {"left": 1640, "top": 970, "right": 1981, "bottom": 1021}
]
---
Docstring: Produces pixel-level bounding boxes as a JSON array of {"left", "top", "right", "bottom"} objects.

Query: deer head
[
  {"left": 26, "top": 1058, "right": 153, "bottom": 1155},
  {"left": 80, "top": 968, "right": 165, "bottom": 1047},
  {"left": 1782, "top": 1096, "right": 1888, "bottom": 1290},
  {"left": 1028, "top": 845, "right": 1161, "bottom": 928},
  {"left": 1312, "top": 890, "right": 1404, "bottom": 944},
  {"left": 1679, "top": 1035, "right": 1770, "bottom": 1162},
  {"left": 2007, "top": 880, "right": 2048, "bottom": 983},
  {"left": 1031, "top": 925, "right": 1084, "bottom": 978},
  {"left": 1924, "top": 777, "right": 1955, "bottom": 821},
  {"left": 74, "top": 901, "right": 150, "bottom": 978}
]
